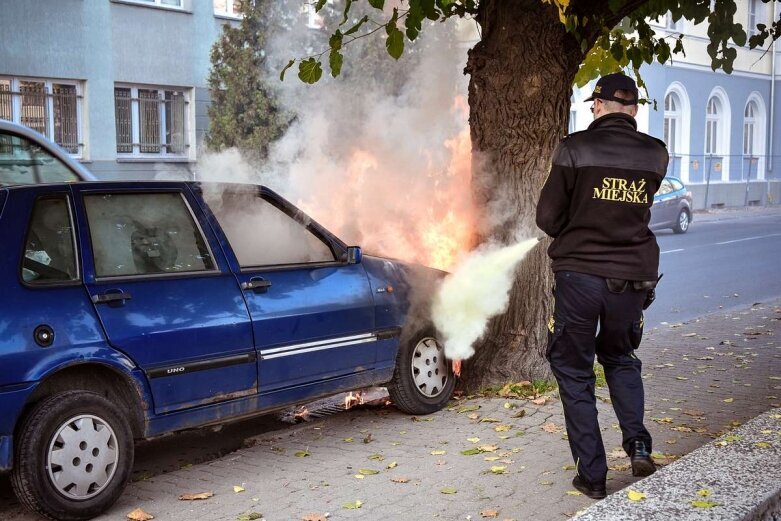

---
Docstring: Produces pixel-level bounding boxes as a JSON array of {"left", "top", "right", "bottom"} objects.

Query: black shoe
[
  {"left": 630, "top": 440, "right": 656, "bottom": 477},
  {"left": 572, "top": 475, "right": 607, "bottom": 500}
]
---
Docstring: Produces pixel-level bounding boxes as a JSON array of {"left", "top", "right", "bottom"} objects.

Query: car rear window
[
  {"left": 22, "top": 195, "right": 79, "bottom": 284},
  {"left": 670, "top": 179, "right": 684, "bottom": 191},
  {"left": 84, "top": 192, "right": 216, "bottom": 278}
]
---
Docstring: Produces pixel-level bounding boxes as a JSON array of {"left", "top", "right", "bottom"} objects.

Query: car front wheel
[
  {"left": 388, "top": 329, "right": 456, "bottom": 415},
  {"left": 673, "top": 209, "right": 690, "bottom": 234},
  {"left": 11, "top": 391, "right": 134, "bottom": 521}
]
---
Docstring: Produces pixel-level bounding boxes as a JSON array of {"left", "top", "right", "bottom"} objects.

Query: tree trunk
[{"left": 460, "top": 0, "right": 583, "bottom": 391}]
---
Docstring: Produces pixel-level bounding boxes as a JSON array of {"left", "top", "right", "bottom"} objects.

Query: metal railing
[{"left": 0, "top": 83, "right": 82, "bottom": 155}]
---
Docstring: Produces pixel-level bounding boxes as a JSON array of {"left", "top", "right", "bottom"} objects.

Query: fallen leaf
[
  {"left": 467, "top": 437, "right": 481, "bottom": 443},
  {"left": 237, "top": 513, "right": 263, "bottom": 521},
  {"left": 627, "top": 489, "right": 647, "bottom": 501},
  {"left": 342, "top": 500, "right": 363, "bottom": 510},
  {"left": 461, "top": 448, "right": 481, "bottom": 456},
  {"left": 755, "top": 442, "right": 771, "bottom": 449},
  {"left": 127, "top": 508, "right": 154, "bottom": 521},
  {"left": 302, "top": 514, "right": 328, "bottom": 521},
  {"left": 503, "top": 402, "right": 516, "bottom": 409},
  {"left": 294, "top": 450, "right": 310, "bottom": 458},
  {"left": 440, "top": 487, "right": 458, "bottom": 494},
  {"left": 391, "top": 477, "right": 410, "bottom": 483},
  {"left": 178, "top": 491, "right": 214, "bottom": 501},
  {"left": 697, "top": 489, "right": 711, "bottom": 497},
  {"left": 690, "top": 500, "right": 720, "bottom": 508},
  {"left": 368, "top": 453, "right": 384, "bottom": 461},
  {"left": 478, "top": 445, "right": 499, "bottom": 452},
  {"left": 459, "top": 405, "right": 481, "bottom": 413},
  {"left": 683, "top": 410, "right": 705, "bottom": 417},
  {"left": 481, "top": 509, "right": 499, "bottom": 518},
  {"left": 343, "top": 437, "right": 353, "bottom": 443},
  {"left": 542, "top": 422, "right": 561, "bottom": 433},
  {"left": 358, "top": 469, "right": 379, "bottom": 475},
  {"left": 354, "top": 474, "right": 364, "bottom": 480},
  {"left": 386, "top": 461, "right": 398, "bottom": 469},
  {"left": 233, "top": 485, "right": 246, "bottom": 493},
  {"left": 566, "top": 490, "right": 582, "bottom": 496},
  {"left": 468, "top": 412, "right": 480, "bottom": 420},
  {"left": 512, "top": 409, "right": 527, "bottom": 418},
  {"left": 495, "top": 424, "right": 512, "bottom": 432},
  {"left": 431, "top": 450, "right": 447, "bottom": 456},
  {"left": 682, "top": 333, "right": 697, "bottom": 337},
  {"left": 484, "top": 456, "right": 501, "bottom": 462},
  {"left": 723, "top": 398, "right": 734, "bottom": 403},
  {"left": 562, "top": 464, "right": 576, "bottom": 470},
  {"left": 490, "top": 465, "right": 507, "bottom": 474},
  {"left": 531, "top": 397, "right": 547, "bottom": 405},
  {"left": 363, "top": 433, "right": 373, "bottom": 444},
  {"left": 480, "top": 417, "right": 501, "bottom": 423},
  {"left": 539, "top": 480, "right": 553, "bottom": 485}
]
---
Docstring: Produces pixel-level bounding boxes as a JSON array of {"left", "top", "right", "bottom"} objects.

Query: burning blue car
[{"left": 0, "top": 180, "right": 453, "bottom": 520}]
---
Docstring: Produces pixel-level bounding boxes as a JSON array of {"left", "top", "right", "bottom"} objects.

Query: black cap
[{"left": 584, "top": 73, "right": 638, "bottom": 105}]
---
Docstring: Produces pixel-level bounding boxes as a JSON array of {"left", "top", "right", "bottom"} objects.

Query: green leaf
[
  {"left": 329, "top": 30, "right": 343, "bottom": 51},
  {"left": 314, "top": 0, "right": 327, "bottom": 12},
  {"left": 386, "top": 27, "right": 404, "bottom": 60},
  {"left": 342, "top": 500, "right": 363, "bottom": 509},
  {"left": 329, "top": 49, "right": 343, "bottom": 77},
  {"left": 298, "top": 58, "right": 323, "bottom": 84},
  {"left": 690, "top": 500, "right": 720, "bottom": 508},
  {"left": 279, "top": 59, "right": 295, "bottom": 82},
  {"left": 237, "top": 513, "right": 263, "bottom": 521},
  {"left": 344, "top": 15, "right": 369, "bottom": 36},
  {"left": 340, "top": 0, "right": 354, "bottom": 25},
  {"left": 368, "top": 0, "right": 385, "bottom": 9},
  {"left": 440, "top": 486, "right": 458, "bottom": 494},
  {"left": 294, "top": 449, "right": 311, "bottom": 457},
  {"left": 461, "top": 448, "right": 481, "bottom": 456}
]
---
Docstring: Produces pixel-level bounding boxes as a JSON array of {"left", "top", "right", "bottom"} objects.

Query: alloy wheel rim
[
  {"left": 47, "top": 414, "right": 119, "bottom": 500},
  {"left": 411, "top": 337, "right": 448, "bottom": 398},
  {"left": 680, "top": 212, "right": 689, "bottom": 231}
]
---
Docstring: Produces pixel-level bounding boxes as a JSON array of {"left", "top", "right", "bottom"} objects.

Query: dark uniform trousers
[{"left": 547, "top": 271, "right": 652, "bottom": 485}]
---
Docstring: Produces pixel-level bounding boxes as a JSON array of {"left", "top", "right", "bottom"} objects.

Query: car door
[
  {"left": 201, "top": 185, "right": 376, "bottom": 405},
  {"left": 72, "top": 183, "right": 257, "bottom": 414}
]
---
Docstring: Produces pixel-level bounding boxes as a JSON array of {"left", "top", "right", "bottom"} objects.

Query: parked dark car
[
  {"left": 649, "top": 176, "right": 693, "bottom": 234},
  {"left": 0, "top": 181, "right": 453, "bottom": 520},
  {"left": 0, "top": 120, "right": 96, "bottom": 186}
]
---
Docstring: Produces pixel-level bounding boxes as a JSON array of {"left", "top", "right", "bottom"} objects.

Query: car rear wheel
[
  {"left": 11, "top": 391, "right": 134, "bottom": 521},
  {"left": 388, "top": 328, "right": 455, "bottom": 415},
  {"left": 673, "top": 209, "right": 690, "bottom": 234}
]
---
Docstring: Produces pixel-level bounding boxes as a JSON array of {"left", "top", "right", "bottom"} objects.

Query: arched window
[
  {"left": 743, "top": 93, "right": 767, "bottom": 180},
  {"left": 705, "top": 96, "right": 721, "bottom": 155},
  {"left": 664, "top": 92, "right": 681, "bottom": 155}
]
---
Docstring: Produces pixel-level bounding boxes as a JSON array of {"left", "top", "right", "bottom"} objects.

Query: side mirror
[{"left": 346, "top": 246, "right": 362, "bottom": 265}]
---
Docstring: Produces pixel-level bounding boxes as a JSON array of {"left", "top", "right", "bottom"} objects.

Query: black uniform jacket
[{"left": 536, "top": 112, "right": 669, "bottom": 282}]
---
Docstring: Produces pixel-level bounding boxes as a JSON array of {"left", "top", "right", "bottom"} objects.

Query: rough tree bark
[{"left": 459, "top": 0, "right": 585, "bottom": 390}]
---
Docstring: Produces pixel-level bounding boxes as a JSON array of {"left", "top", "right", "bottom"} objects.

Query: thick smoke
[{"left": 431, "top": 239, "right": 538, "bottom": 361}]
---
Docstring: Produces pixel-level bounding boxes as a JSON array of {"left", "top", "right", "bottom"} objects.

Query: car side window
[
  {"left": 656, "top": 179, "right": 673, "bottom": 196},
  {"left": 84, "top": 192, "right": 216, "bottom": 278},
  {"left": 0, "top": 131, "right": 80, "bottom": 186},
  {"left": 22, "top": 195, "right": 79, "bottom": 284},
  {"left": 213, "top": 193, "right": 336, "bottom": 267},
  {"left": 669, "top": 179, "right": 684, "bottom": 191}
]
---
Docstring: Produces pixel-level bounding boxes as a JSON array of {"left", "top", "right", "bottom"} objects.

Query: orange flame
[{"left": 297, "top": 97, "right": 475, "bottom": 272}]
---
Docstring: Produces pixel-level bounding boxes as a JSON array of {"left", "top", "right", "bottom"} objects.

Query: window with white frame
[
  {"left": 213, "top": 0, "right": 241, "bottom": 18},
  {"left": 665, "top": 11, "right": 684, "bottom": 32},
  {"left": 747, "top": 0, "right": 764, "bottom": 38},
  {"left": 122, "top": 0, "right": 184, "bottom": 8},
  {"left": 705, "top": 96, "right": 723, "bottom": 155},
  {"left": 114, "top": 85, "right": 188, "bottom": 157},
  {"left": 0, "top": 77, "right": 83, "bottom": 157},
  {"left": 743, "top": 100, "right": 757, "bottom": 156},
  {"left": 664, "top": 91, "right": 682, "bottom": 155}
]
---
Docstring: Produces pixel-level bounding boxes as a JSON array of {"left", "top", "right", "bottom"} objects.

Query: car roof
[{"left": 0, "top": 120, "right": 97, "bottom": 185}]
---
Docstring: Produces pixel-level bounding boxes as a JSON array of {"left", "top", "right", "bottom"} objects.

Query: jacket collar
[{"left": 587, "top": 112, "right": 637, "bottom": 131}]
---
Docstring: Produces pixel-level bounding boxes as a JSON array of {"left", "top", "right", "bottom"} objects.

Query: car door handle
[
  {"left": 241, "top": 279, "right": 272, "bottom": 291},
  {"left": 91, "top": 292, "right": 132, "bottom": 304}
]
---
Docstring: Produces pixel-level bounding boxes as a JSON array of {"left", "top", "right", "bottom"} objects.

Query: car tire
[
  {"left": 11, "top": 391, "right": 134, "bottom": 521},
  {"left": 672, "top": 209, "right": 690, "bottom": 234},
  {"left": 388, "top": 328, "right": 455, "bottom": 415}
]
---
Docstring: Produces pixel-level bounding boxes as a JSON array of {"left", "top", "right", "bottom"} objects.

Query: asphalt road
[{"left": 646, "top": 208, "right": 781, "bottom": 327}]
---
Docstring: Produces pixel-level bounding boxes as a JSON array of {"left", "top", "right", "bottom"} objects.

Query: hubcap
[
  {"left": 47, "top": 414, "right": 119, "bottom": 500},
  {"left": 411, "top": 337, "right": 448, "bottom": 398},
  {"left": 679, "top": 211, "right": 689, "bottom": 231}
]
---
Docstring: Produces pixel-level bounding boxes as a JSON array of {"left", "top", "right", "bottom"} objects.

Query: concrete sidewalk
[{"left": 4, "top": 300, "right": 780, "bottom": 520}]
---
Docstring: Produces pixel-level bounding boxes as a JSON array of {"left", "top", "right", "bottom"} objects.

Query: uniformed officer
[{"left": 536, "top": 72, "right": 669, "bottom": 499}]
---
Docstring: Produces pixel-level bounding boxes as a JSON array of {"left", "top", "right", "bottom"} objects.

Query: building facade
[
  {"left": 570, "top": 1, "right": 781, "bottom": 208},
  {"left": 0, "top": 0, "right": 241, "bottom": 180}
]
